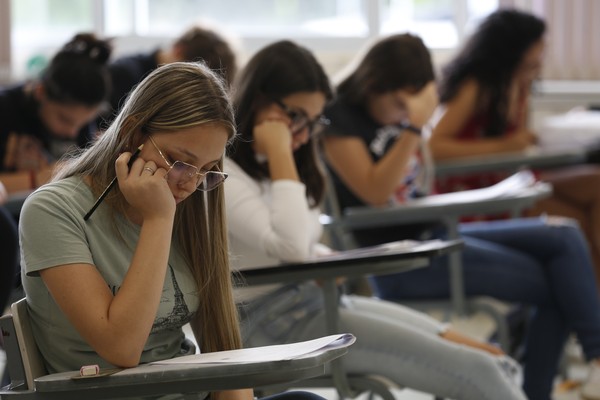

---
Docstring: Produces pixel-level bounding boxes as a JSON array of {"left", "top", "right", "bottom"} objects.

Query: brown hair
[
  {"left": 174, "top": 25, "right": 238, "bottom": 86},
  {"left": 338, "top": 33, "right": 434, "bottom": 107}
]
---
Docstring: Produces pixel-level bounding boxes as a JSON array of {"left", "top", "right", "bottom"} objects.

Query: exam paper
[
  {"left": 150, "top": 333, "right": 355, "bottom": 365},
  {"left": 406, "top": 170, "right": 541, "bottom": 206},
  {"left": 312, "top": 239, "right": 449, "bottom": 262}
]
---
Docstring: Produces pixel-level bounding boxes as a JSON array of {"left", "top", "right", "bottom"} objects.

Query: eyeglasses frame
[
  {"left": 273, "top": 99, "right": 330, "bottom": 136},
  {"left": 148, "top": 136, "right": 228, "bottom": 192}
]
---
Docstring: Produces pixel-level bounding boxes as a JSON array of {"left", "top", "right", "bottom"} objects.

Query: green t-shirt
[{"left": 20, "top": 176, "right": 200, "bottom": 374}]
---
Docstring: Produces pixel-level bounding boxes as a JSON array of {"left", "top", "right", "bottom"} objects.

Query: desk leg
[
  {"left": 322, "top": 279, "right": 356, "bottom": 398},
  {"left": 445, "top": 217, "right": 467, "bottom": 316}
]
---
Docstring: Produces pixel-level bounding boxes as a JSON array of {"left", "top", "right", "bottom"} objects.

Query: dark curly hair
[{"left": 439, "top": 9, "right": 546, "bottom": 137}]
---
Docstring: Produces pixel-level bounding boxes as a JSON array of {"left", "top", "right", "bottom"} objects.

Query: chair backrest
[
  {"left": 1, "top": 298, "right": 48, "bottom": 390},
  {"left": 321, "top": 170, "right": 360, "bottom": 251},
  {"left": 0, "top": 310, "right": 25, "bottom": 390}
]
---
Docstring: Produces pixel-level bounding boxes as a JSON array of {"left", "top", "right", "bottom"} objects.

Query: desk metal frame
[
  {"left": 0, "top": 347, "right": 347, "bottom": 400},
  {"left": 338, "top": 184, "right": 552, "bottom": 315},
  {"left": 240, "top": 241, "right": 462, "bottom": 399},
  {"left": 434, "top": 148, "right": 586, "bottom": 178}
]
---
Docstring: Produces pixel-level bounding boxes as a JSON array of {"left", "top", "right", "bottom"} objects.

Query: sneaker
[{"left": 582, "top": 362, "right": 600, "bottom": 400}]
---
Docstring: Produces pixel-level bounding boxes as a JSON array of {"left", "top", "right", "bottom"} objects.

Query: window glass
[
  {"left": 104, "top": 0, "right": 135, "bottom": 36},
  {"left": 380, "top": 0, "right": 458, "bottom": 48},
  {"left": 465, "top": 0, "right": 499, "bottom": 35},
  {"left": 11, "top": 0, "right": 94, "bottom": 78},
  {"left": 117, "top": 0, "right": 369, "bottom": 37},
  {"left": 7, "top": 0, "right": 501, "bottom": 80}
]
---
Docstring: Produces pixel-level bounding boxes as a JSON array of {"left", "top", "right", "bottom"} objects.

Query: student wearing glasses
[
  {"left": 320, "top": 33, "right": 600, "bottom": 400},
  {"left": 225, "top": 40, "right": 526, "bottom": 400},
  {"left": 19, "top": 61, "right": 325, "bottom": 400}
]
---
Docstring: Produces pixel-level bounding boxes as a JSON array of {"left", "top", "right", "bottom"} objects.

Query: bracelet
[
  {"left": 29, "top": 170, "right": 37, "bottom": 190},
  {"left": 401, "top": 122, "right": 422, "bottom": 136}
]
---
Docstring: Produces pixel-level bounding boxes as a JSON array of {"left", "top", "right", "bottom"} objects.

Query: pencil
[{"left": 83, "top": 144, "right": 144, "bottom": 221}]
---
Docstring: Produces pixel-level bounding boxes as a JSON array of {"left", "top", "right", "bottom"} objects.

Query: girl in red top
[{"left": 430, "top": 9, "right": 600, "bottom": 289}]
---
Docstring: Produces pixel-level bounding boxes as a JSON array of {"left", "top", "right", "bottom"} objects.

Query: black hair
[
  {"left": 228, "top": 40, "right": 332, "bottom": 206},
  {"left": 41, "top": 33, "right": 112, "bottom": 107},
  {"left": 338, "top": 33, "right": 435, "bottom": 107},
  {"left": 439, "top": 9, "right": 546, "bottom": 136}
]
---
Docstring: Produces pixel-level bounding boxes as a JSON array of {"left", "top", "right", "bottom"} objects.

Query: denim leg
[
  {"left": 244, "top": 285, "right": 526, "bottom": 400},
  {"left": 370, "top": 233, "right": 553, "bottom": 304},
  {"left": 459, "top": 217, "right": 600, "bottom": 359},
  {"left": 521, "top": 308, "right": 569, "bottom": 400},
  {"left": 298, "top": 294, "right": 527, "bottom": 400},
  {"left": 369, "top": 217, "right": 600, "bottom": 400}
]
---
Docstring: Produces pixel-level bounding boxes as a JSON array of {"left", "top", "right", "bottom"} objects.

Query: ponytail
[{"left": 41, "top": 33, "right": 113, "bottom": 106}]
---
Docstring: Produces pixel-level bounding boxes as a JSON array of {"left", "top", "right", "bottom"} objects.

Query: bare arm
[
  {"left": 39, "top": 152, "right": 176, "bottom": 367},
  {"left": 323, "top": 133, "right": 420, "bottom": 206},
  {"left": 211, "top": 390, "right": 255, "bottom": 400},
  {"left": 253, "top": 118, "right": 299, "bottom": 182},
  {"left": 0, "top": 181, "right": 7, "bottom": 204},
  {"left": 0, "top": 166, "right": 54, "bottom": 194},
  {"left": 1, "top": 132, "right": 56, "bottom": 193},
  {"left": 429, "top": 79, "right": 536, "bottom": 161},
  {"left": 322, "top": 82, "right": 437, "bottom": 206}
]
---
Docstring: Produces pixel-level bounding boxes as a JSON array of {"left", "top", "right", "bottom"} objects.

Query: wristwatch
[{"left": 400, "top": 121, "right": 422, "bottom": 136}]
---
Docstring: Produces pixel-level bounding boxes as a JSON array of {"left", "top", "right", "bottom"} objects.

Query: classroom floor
[{"left": 0, "top": 309, "right": 591, "bottom": 399}]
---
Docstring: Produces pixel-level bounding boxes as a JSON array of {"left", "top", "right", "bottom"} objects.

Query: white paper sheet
[
  {"left": 406, "top": 170, "right": 540, "bottom": 206},
  {"left": 311, "top": 239, "right": 450, "bottom": 262},
  {"left": 150, "top": 333, "right": 356, "bottom": 365}
]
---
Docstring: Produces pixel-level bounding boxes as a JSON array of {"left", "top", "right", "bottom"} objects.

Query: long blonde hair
[{"left": 55, "top": 61, "right": 242, "bottom": 353}]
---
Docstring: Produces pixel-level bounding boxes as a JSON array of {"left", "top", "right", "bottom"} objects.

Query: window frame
[{"left": 1, "top": 0, "right": 484, "bottom": 83}]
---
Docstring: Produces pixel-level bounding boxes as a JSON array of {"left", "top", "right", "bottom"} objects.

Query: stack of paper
[
  {"left": 150, "top": 334, "right": 355, "bottom": 365},
  {"left": 406, "top": 170, "right": 541, "bottom": 206}
]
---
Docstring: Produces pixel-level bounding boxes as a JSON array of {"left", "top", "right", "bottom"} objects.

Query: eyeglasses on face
[
  {"left": 273, "top": 99, "right": 330, "bottom": 136},
  {"left": 148, "top": 136, "right": 227, "bottom": 192}
]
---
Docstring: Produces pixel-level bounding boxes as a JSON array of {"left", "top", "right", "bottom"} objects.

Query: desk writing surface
[
  {"left": 434, "top": 146, "right": 586, "bottom": 177},
  {"left": 240, "top": 239, "right": 463, "bottom": 286},
  {"left": 33, "top": 347, "right": 347, "bottom": 399},
  {"left": 338, "top": 182, "right": 552, "bottom": 230}
]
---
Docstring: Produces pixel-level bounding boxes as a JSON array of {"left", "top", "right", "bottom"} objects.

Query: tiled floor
[{"left": 0, "top": 310, "right": 592, "bottom": 399}]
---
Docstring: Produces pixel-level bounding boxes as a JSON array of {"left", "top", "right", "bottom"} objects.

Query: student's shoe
[{"left": 582, "top": 362, "right": 600, "bottom": 400}]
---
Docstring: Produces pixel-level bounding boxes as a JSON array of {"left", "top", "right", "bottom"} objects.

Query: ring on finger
[{"left": 143, "top": 167, "right": 155, "bottom": 174}]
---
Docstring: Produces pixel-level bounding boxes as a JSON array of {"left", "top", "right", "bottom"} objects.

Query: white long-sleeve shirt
[{"left": 224, "top": 157, "right": 324, "bottom": 302}]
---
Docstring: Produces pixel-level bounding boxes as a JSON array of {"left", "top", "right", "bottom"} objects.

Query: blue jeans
[
  {"left": 260, "top": 392, "right": 326, "bottom": 400},
  {"left": 369, "top": 217, "right": 600, "bottom": 400},
  {"left": 242, "top": 284, "right": 526, "bottom": 400}
]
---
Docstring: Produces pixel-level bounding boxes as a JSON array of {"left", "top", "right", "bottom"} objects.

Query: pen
[{"left": 83, "top": 144, "right": 144, "bottom": 221}]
